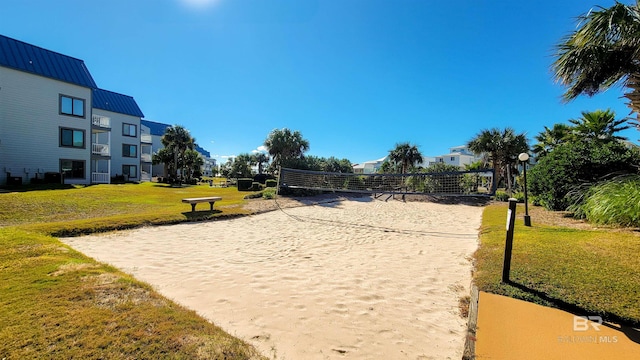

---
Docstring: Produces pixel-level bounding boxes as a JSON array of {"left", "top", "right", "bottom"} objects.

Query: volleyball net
[{"left": 278, "top": 168, "right": 494, "bottom": 196}]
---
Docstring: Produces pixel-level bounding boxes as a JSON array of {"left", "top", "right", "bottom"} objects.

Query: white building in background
[
  {"left": 353, "top": 145, "right": 482, "bottom": 174},
  {"left": 0, "top": 34, "right": 146, "bottom": 186},
  {"left": 353, "top": 156, "right": 388, "bottom": 174},
  {"left": 195, "top": 144, "right": 215, "bottom": 177},
  {"left": 433, "top": 145, "right": 482, "bottom": 168}
]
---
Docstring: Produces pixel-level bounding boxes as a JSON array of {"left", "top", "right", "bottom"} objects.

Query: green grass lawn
[
  {"left": 475, "top": 203, "right": 640, "bottom": 326},
  {"left": 0, "top": 182, "right": 251, "bottom": 236},
  {"left": 0, "top": 182, "right": 266, "bottom": 359}
]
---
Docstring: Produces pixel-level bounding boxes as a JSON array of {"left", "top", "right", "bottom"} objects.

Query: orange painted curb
[{"left": 475, "top": 292, "right": 640, "bottom": 360}]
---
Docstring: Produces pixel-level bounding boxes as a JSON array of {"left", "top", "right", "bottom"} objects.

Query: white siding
[
  {"left": 0, "top": 67, "right": 92, "bottom": 185},
  {"left": 93, "top": 109, "right": 141, "bottom": 181},
  {"left": 150, "top": 133, "right": 166, "bottom": 177}
]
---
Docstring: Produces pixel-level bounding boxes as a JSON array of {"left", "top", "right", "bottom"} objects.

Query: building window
[
  {"left": 59, "top": 128, "right": 85, "bottom": 148},
  {"left": 451, "top": 156, "right": 456, "bottom": 161},
  {"left": 123, "top": 123, "right": 137, "bottom": 137},
  {"left": 123, "top": 165, "right": 138, "bottom": 178},
  {"left": 60, "top": 159, "right": 85, "bottom": 179},
  {"left": 122, "top": 144, "right": 137, "bottom": 158},
  {"left": 60, "top": 95, "right": 85, "bottom": 117}
]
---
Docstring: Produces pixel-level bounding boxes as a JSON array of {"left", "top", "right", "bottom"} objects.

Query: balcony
[
  {"left": 141, "top": 153, "right": 152, "bottom": 163},
  {"left": 92, "top": 115, "right": 111, "bottom": 128},
  {"left": 91, "top": 172, "right": 110, "bottom": 184},
  {"left": 141, "top": 134, "right": 152, "bottom": 144},
  {"left": 92, "top": 143, "right": 110, "bottom": 156}
]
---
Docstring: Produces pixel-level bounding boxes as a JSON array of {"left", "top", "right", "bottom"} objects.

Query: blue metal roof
[
  {"left": 141, "top": 119, "right": 172, "bottom": 136},
  {"left": 195, "top": 144, "right": 210, "bottom": 158},
  {"left": 140, "top": 120, "right": 208, "bottom": 157},
  {"left": 0, "top": 34, "right": 97, "bottom": 88},
  {"left": 92, "top": 88, "right": 144, "bottom": 118}
]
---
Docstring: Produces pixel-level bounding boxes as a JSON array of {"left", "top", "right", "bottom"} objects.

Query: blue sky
[{"left": 2, "top": 0, "right": 638, "bottom": 164}]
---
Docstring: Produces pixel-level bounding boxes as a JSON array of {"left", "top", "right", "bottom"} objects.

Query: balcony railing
[
  {"left": 92, "top": 143, "right": 110, "bottom": 156},
  {"left": 141, "top": 134, "right": 152, "bottom": 143},
  {"left": 91, "top": 172, "right": 110, "bottom": 184},
  {"left": 141, "top": 153, "right": 152, "bottom": 162},
  {"left": 92, "top": 115, "right": 111, "bottom": 128}
]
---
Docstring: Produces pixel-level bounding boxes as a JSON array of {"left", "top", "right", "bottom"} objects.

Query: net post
[{"left": 275, "top": 166, "right": 282, "bottom": 198}]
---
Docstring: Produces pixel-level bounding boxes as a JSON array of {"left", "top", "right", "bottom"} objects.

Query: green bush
[
  {"left": 494, "top": 190, "right": 509, "bottom": 202},
  {"left": 263, "top": 188, "right": 277, "bottom": 199},
  {"left": 265, "top": 179, "right": 277, "bottom": 188},
  {"left": 345, "top": 176, "right": 364, "bottom": 190},
  {"left": 237, "top": 178, "right": 253, "bottom": 191},
  {"left": 572, "top": 175, "right": 640, "bottom": 227},
  {"left": 513, "top": 192, "right": 525, "bottom": 203},
  {"left": 528, "top": 141, "right": 640, "bottom": 210},
  {"left": 251, "top": 182, "right": 263, "bottom": 191}
]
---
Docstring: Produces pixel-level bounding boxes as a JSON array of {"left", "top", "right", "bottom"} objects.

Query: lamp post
[{"left": 518, "top": 152, "right": 531, "bottom": 226}]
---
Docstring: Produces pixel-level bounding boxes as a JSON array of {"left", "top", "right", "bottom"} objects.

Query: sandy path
[{"left": 62, "top": 198, "right": 483, "bottom": 359}]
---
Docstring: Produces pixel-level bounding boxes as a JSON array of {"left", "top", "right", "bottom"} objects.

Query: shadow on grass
[
  {"left": 181, "top": 210, "right": 223, "bottom": 220},
  {"left": 0, "top": 184, "right": 76, "bottom": 193},
  {"left": 505, "top": 279, "right": 640, "bottom": 343}
]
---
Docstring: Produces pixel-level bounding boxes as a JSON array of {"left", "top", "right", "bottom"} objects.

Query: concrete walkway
[{"left": 475, "top": 292, "right": 640, "bottom": 359}]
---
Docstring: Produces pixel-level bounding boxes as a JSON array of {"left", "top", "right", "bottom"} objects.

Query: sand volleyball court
[{"left": 62, "top": 197, "right": 483, "bottom": 359}]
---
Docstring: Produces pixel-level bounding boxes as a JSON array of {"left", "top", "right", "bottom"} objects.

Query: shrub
[
  {"left": 251, "top": 182, "right": 263, "bottom": 191},
  {"left": 528, "top": 141, "right": 640, "bottom": 211},
  {"left": 237, "top": 178, "right": 253, "bottom": 191},
  {"left": 265, "top": 179, "right": 277, "bottom": 188},
  {"left": 513, "top": 192, "right": 525, "bottom": 203},
  {"left": 494, "top": 190, "right": 509, "bottom": 202},
  {"left": 345, "top": 176, "right": 364, "bottom": 190},
  {"left": 571, "top": 175, "right": 640, "bottom": 227},
  {"left": 263, "top": 188, "right": 277, "bottom": 199},
  {"left": 111, "top": 174, "right": 126, "bottom": 184}
]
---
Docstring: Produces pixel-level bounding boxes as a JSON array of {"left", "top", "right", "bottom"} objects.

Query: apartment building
[
  {"left": 140, "top": 119, "right": 171, "bottom": 178},
  {"left": 433, "top": 145, "right": 481, "bottom": 168},
  {"left": 0, "top": 34, "right": 145, "bottom": 185},
  {"left": 140, "top": 119, "right": 215, "bottom": 179}
]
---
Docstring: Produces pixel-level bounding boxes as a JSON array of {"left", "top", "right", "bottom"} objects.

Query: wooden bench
[{"left": 182, "top": 196, "right": 222, "bottom": 212}]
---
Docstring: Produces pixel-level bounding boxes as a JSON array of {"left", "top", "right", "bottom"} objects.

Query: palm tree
[
  {"left": 569, "top": 109, "right": 629, "bottom": 143},
  {"left": 183, "top": 149, "right": 204, "bottom": 181},
  {"left": 467, "top": 127, "right": 529, "bottom": 193},
  {"left": 532, "top": 123, "right": 573, "bottom": 158},
  {"left": 388, "top": 142, "right": 423, "bottom": 173},
  {"left": 251, "top": 152, "right": 270, "bottom": 174},
  {"left": 152, "top": 147, "right": 175, "bottom": 181},
  {"left": 553, "top": 2, "right": 640, "bottom": 115},
  {"left": 264, "top": 128, "right": 310, "bottom": 169},
  {"left": 161, "top": 125, "right": 195, "bottom": 184},
  {"left": 230, "top": 153, "right": 253, "bottom": 178}
]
